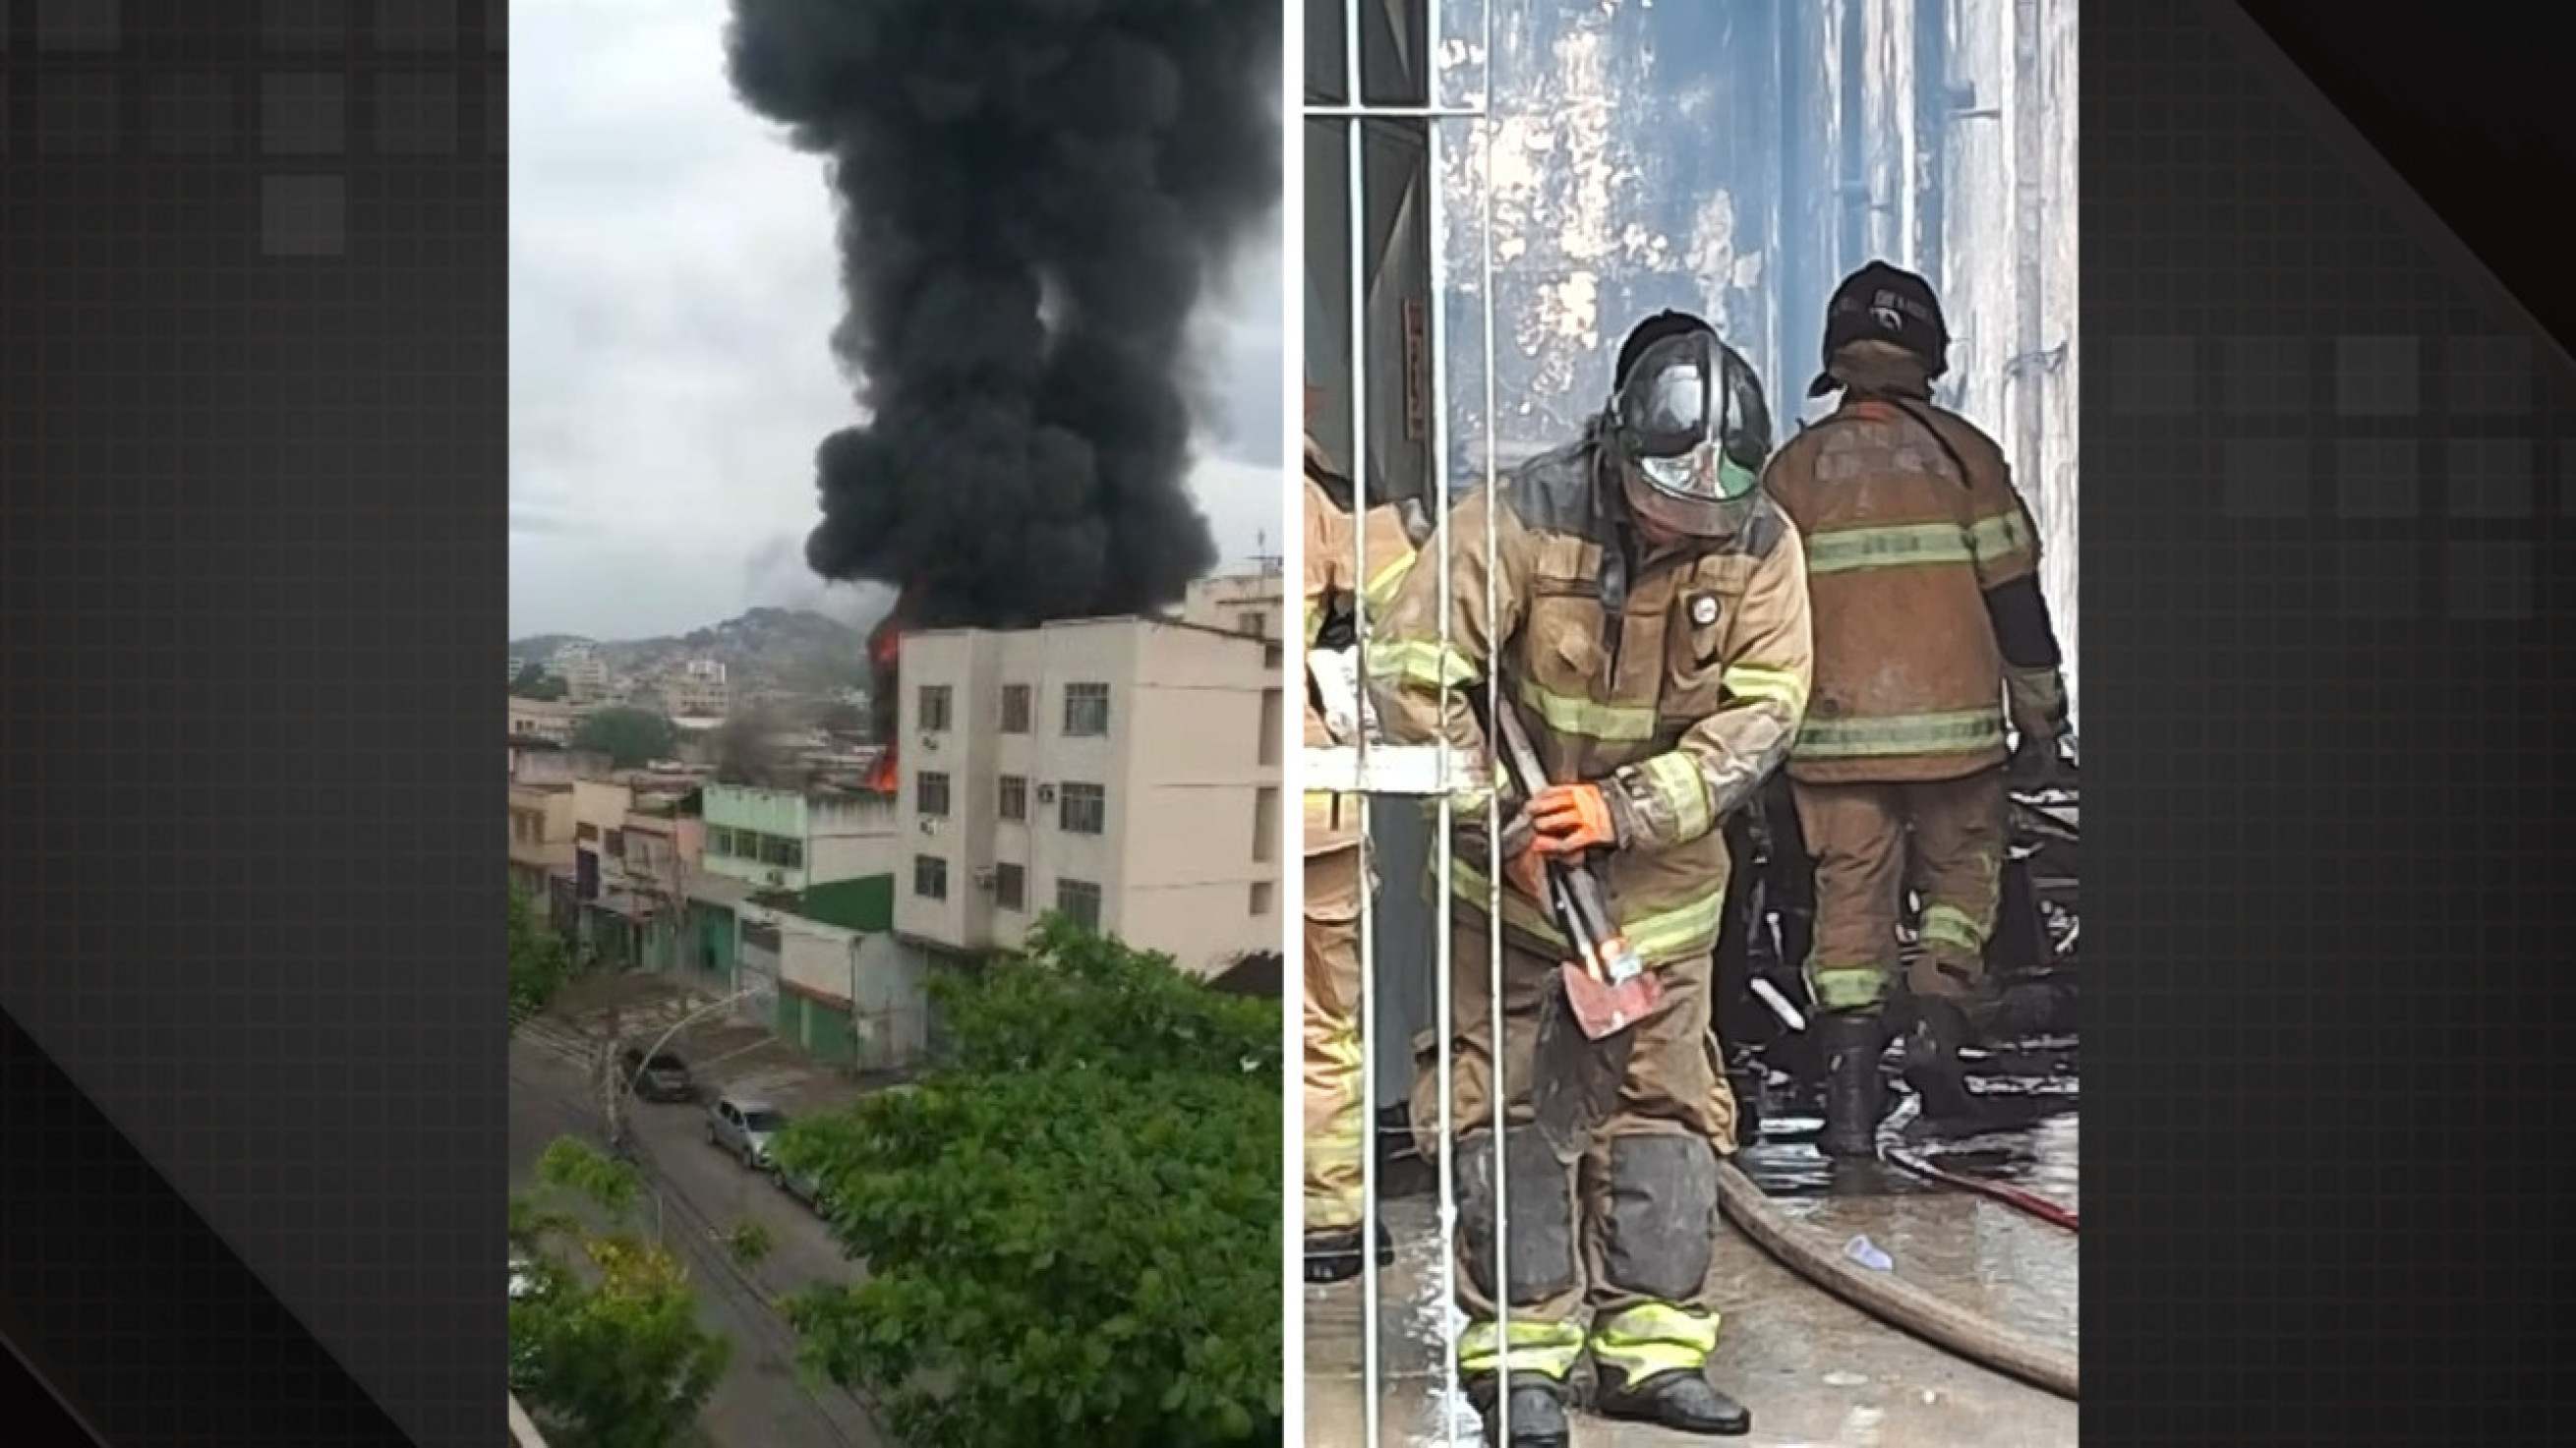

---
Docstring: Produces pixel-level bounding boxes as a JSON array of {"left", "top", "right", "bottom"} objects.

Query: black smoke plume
[{"left": 726, "top": 0, "right": 1281, "bottom": 630}]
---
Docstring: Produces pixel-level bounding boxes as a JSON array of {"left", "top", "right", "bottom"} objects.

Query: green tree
[
  {"left": 774, "top": 917, "right": 1281, "bottom": 1447},
  {"left": 510, "top": 1138, "right": 731, "bottom": 1448},
  {"left": 574, "top": 707, "right": 679, "bottom": 769},
  {"left": 509, "top": 888, "right": 574, "bottom": 1020},
  {"left": 512, "top": 662, "right": 570, "bottom": 701}
]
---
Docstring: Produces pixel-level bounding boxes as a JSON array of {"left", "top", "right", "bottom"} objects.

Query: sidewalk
[{"left": 1305, "top": 1173, "right": 2078, "bottom": 1447}]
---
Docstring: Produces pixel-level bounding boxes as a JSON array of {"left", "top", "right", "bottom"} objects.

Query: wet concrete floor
[{"left": 1309, "top": 1060, "right": 2078, "bottom": 1446}]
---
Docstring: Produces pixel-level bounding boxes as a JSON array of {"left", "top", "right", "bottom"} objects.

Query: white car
[{"left": 706, "top": 1093, "right": 788, "bottom": 1169}]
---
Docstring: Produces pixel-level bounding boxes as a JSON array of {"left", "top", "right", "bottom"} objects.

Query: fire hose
[
  {"left": 1714, "top": 1162, "right": 2079, "bottom": 1400},
  {"left": 1882, "top": 1145, "right": 2079, "bottom": 1233}
]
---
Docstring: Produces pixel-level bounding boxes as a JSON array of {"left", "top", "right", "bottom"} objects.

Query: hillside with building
[{"left": 509, "top": 563, "right": 1287, "bottom": 1083}]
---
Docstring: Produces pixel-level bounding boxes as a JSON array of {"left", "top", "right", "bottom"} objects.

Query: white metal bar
[
  {"left": 1341, "top": 7, "right": 1383, "bottom": 1446},
  {"left": 1301, "top": 744, "right": 1463, "bottom": 797},
  {"left": 1304, "top": 103, "right": 1488, "bottom": 117},
  {"left": 1478, "top": 0, "right": 1508, "bottom": 1426},
  {"left": 1423, "top": 1, "right": 1460, "bottom": 1436}
]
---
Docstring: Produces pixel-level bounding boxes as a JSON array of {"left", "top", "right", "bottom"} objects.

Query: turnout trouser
[
  {"left": 1793, "top": 767, "right": 2009, "bottom": 1015},
  {"left": 1303, "top": 841, "right": 1367, "bottom": 1233},
  {"left": 1411, "top": 908, "right": 1736, "bottom": 1384}
]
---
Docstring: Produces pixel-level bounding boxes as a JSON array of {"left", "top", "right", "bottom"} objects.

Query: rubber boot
[
  {"left": 1466, "top": 1373, "right": 1570, "bottom": 1447},
  {"left": 1903, "top": 996, "right": 1976, "bottom": 1122},
  {"left": 1595, "top": 1365, "right": 1752, "bottom": 1437},
  {"left": 1816, "top": 1012, "right": 1886, "bottom": 1159},
  {"left": 1302, "top": 1219, "right": 1393, "bottom": 1286}
]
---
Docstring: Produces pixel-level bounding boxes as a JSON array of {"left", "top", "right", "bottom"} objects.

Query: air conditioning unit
[
  {"left": 763, "top": 869, "right": 786, "bottom": 888},
  {"left": 920, "top": 733, "right": 942, "bottom": 752},
  {"left": 971, "top": 868, "right": 997, "bottom": 889},
  {"left": 1036, "top": 782, "right": 1057, "bottom": 804},
  {"left": 918, "top": 817, "right": 937, "bottom": 835}
]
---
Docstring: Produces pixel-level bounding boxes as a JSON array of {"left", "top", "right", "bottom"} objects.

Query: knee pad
[
  {"left": 1600, "top": 1133, "right": 1720, "bottom": 1302},
  {"left": 1455, "top": 1126, "right": 1578, "bottom": 1305}
]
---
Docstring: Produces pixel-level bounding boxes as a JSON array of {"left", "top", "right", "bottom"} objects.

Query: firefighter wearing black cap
[
  {"left": 1760, "top": 261, "right": 2073, "bottom": 1156},
  {"left": 1369, "top": 311, "right": 1812, "bottom": 1444}
]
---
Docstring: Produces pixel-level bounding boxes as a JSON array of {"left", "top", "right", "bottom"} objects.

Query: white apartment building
[
  {"left": 1182, "top": 566, "right": 1286, "bottom": 647},
  {"left": 893, "top": 616, "right": 1284, "bottom": 978},
  {"left": 668, "top": 658, "right": 731, "bottom": 719}
]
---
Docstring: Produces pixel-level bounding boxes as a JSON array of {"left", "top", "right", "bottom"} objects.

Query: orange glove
[{"left": 1527, "top": 782, "right": 1619, "bottom": 856}]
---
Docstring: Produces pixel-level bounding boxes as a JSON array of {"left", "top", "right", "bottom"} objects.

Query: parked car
[
  {"left": 773, "top": 1156, "right": 833, "bottom": 1214},
  {"left": 617, "top": 1047, "right": 697, "bottom": 1103},
  {"left": 706, "top": 1094, "right": 788, "bottom": 1169}
]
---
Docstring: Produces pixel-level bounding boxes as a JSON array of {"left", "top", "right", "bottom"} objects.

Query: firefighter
[
  {"left": 1759, "top": 261, "right": 2072, "bottom": 1158},
  {"left": 1369, "top": 312, "right": 1811, "bottom": 1444},
  {"left": 1302, "top": 430, "right": 1422, "bottom": 1283}
]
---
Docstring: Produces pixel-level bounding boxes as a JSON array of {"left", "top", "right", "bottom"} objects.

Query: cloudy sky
[{"left": 509, "top": 0, "right": 1286, "bottom": 642}]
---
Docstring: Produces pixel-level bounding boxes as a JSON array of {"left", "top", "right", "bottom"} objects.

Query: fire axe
[{"left": 1486, "top": 692, "right": 1666, "bottom": 1157}]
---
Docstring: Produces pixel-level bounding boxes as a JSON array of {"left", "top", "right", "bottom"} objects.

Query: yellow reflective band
[
  {"left": 1449, "top": 854, "right": 1728, "bottom": 966},
  {"left": 1515, "top": 674, "right": 1658, "bottom": 743},
  {"left": 1591, "top": 1303, "right": 1721, "bottom": 1377},
  {"left": 1640, "top": 752, "right": 1711, "bottom": 844},
  {"left": 1721, "top": 663, "right": 1809, "bottom": 716},
  {"left": 1621, "top": 885, "right": 1729, "bottom": 962},
  {"left": 1448, "top": 856, "right": 1572, "bottom": 949},
  {"left": 1304, "top": 602, "right": 1325, "bottom": 648},
  {"left": 1804, "top": 521, "right": 1973, "bottom": 575},
  {"left": 1362, "top": 551, "right": 1418, "bottom": 612},
  {"left": 1794, "top": 708, "right": 2005, "bottom": 759},
  {"left": 1369, "top": 638, "right": 1481, "bottom": 690},
  {"left": 1312, "top": 1024, "right": 1366, "bottom": 1073},
  {"left": 1807, "top": 963, "right": 1891, "bottom": 1012},
  {"left": 1460, "top": 1318, "right": 1587, "bottom": 1380},
  {"left": 1919, "top": 902, "right": 1989, "bottom": 954},
  {"left": 1968, "top": 509, "right": 2033, "bottom": 564}
]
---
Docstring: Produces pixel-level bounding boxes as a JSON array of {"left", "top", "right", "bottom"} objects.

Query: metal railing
[{"left": 1303, "top": 3, "right": 1498, "bottom": 1441}]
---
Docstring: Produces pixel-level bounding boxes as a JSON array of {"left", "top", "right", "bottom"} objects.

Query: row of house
[{"left": 509, "top": 580, "right": 1289, "bottom": 1074}]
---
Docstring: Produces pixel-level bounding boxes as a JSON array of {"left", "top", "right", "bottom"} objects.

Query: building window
[
  {"left": 998, "top": 775, "right": 1027, "bottom": 822},
  {"left": 1063, "top": 681, "right": 1110, "bottom": 736},
  {"left": 1000, "top": 684, "right": 1031, "bottom": 733},
  {"left": 1251, "top": 881, "right": 1275, "bottom": 916},
  {"left": 1254, "top": 787, "right": 1279, "bottom": 864},
  {"left": 707, "top": 826, "right": 732, "bottom": 857},
  {"left": 1056, "top": 878, "right": 1102, "bottom": 932},
  {"left": 1264, "top": 641, "right": 1283, "bottom": 670},
  {"left": 1259, "top": 689, "right": 1283, "bottom": 768},
  {"left": 759, "top": 834, "right": 803, "bottom": 870},
  {"left": 605, "top": 829, "right": 625, "bottom": 859},
  {"left": 918, "top": 771, "right": 952, "bottom": 818},
  {"left": 575, "top": 823, "right": 599, "bottom": 842},
  {"left": 1238, "top": 610, "right": 1265, "bottom": 636},
  {"left": 994, "top": 862, "right": 1025, "bottom": 910},
  {"left": 1059, "top": 782, "right": 1106, "bottom": 836},
  {"left": 913, "top": 854, "right": 949, "bottom": 900},
  {"left": 919, "top": 684, "right": 953, "bottom": 731}
]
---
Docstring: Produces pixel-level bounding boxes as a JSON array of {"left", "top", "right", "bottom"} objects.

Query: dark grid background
[
  {"left": 3, "top": 3, "right": 504, "bottom": 1446},
  {"left": 2090, "top": 1, "right": 2576, "bottom": 1442}
]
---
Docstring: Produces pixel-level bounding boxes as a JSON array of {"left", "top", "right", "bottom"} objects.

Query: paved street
[{"left": 509, "top": 1027, "right": 887, "bottom": 1448}]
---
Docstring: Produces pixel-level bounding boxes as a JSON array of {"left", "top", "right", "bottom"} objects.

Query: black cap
[
  {"left": 1806, "top": 261, "right": 1948, "bottom": 397},
  {"left": 1615, "top": 308, "right": 1717, "bottom": 390}
]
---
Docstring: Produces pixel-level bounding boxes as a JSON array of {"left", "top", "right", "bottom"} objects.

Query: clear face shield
[{"left": 1613, "top": 335, "right": 1762, "bottom": 518}]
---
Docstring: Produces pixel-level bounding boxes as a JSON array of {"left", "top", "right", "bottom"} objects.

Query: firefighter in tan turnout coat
[
  {"left": 1760, "top": 261, "right": 2073, "bottom": 1157},
  {"left": 1369, "top": 313, "right": 1812, "bottom": 1444},
  {"left": 1301, "top": 433, "right": 1420, "bottom": 1284}
]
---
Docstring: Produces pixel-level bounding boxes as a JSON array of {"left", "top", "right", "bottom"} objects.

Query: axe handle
[{"left": 1489, "top": 697, "right": 1632, "bottom": 975}]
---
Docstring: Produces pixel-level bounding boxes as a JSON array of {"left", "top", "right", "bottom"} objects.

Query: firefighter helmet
[{"left": 1607, "top": 324, "right": 1774, "bottom": 539}]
